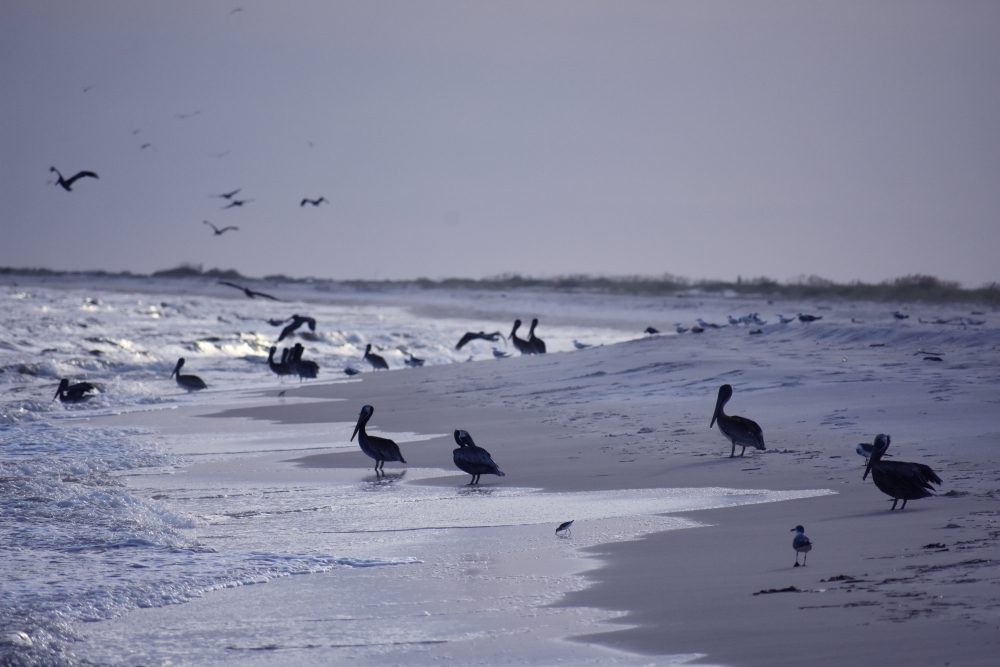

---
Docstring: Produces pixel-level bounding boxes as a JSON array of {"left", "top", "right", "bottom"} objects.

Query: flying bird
[
  {"left": 50, "top": 166, "right": 98, "bottom": 192},
  {"left": 556, "top": 520, "right": 574, "bottom": 536},
  {"left": 53, "top": 379, "right": 96, "bottom": 403},
  {"left": 455, "top": 331, "right": 503, "bottom": 350},
  {"left": 203, "top": 220, "right": 239, "bottom": 236},
  {"left": 300, "top": 197, "right": 328, "bottom": 207},
  {"left": 862, "top": 434, "right": 942, "bottom": 510},
  {"left": 170, "top": 358, "right": 207, "bottom": 391},
  {"left": 791, "top": 526, "right": 812, "bottom": 567},
  {"left": 274, "top": 314, "right": 316, "bottom": 341},
  {"left": 222, "top": 198, "right": 253, "bottom": 209},
  {"left": 351, "top": 405, "right": 406, "bottom": 476},
  {"left": 710, "top": 384, "right": 765, "bottom": 458},
  {"left": 218, "top": 281, "right": 279, "bottom": 300},
  {"left": 364, "top": 343, "right": 389, "bottom": 370},
  {"left": 452, "top": 429, "right": 505, "bottom": 485},
  {"left": 211, "top": 189, "right": 242, "bottom": 200},
  {"left": 140, "top": 143, "right": 151, "bottom": 150}
]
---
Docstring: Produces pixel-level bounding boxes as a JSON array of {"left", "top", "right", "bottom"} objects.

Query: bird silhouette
[
  {"left": 645, "top": 326, "right": 660, "bottom": 335},
  {"left": 274, "top": 314, "right": 316, "bottom": 341},
  {"left": 170, "top": 358, "right": 207, "bottom": 391},
  {"left": 455, "top": 331, "right": 503, "bottom": 350},
  {"left": 404, "top": 354, "right": 425, "bottom": 367},
  {"left": 222, "top": 198, "right": 253, "bottom": 209},
  {"left": 710, "top": 384, "right": 765, "bottom": 457},
  {"left": 300, "top": 197, "right": 328, "bottom": 207},
  {"left": 53, "top": 379, "right": 96, "bottom": 403},
  {"left": 797, "top": 313, "right": 822, "bottom": 323},
  {"left": 203, "top": 220, "right": 239, "bottom": 236},
  {"left": 791, "top": 526, "right": 812, "bottom": 566},
  {"left": 351, "top": 405, "right": 406, "bottom": 476},
  {"left": 863, "top": 434, "right": 942, "bottom": 510},
  {"left": 527, "top": 318, "right": 546, "bottom": 354},
  {"left": 509, "top": 320, "right": 535, "bottom": 355},
  {"left": 50, "top": 167, "right": 98, "bottom": 192},
  {"left": 556, "top": 520, "right": 574, "bottom": 536},
  {"left": 364, "top": 343, "right": 389, "bottom": 370},
  {"left": 211, "top": 189, "right": 241, "bottom": 200},
  {"left": 452, "top": 430, "right": 505, "bottom": 485},
  {"left": 218, "top": 281, "right": 279, "bottom": 300}
]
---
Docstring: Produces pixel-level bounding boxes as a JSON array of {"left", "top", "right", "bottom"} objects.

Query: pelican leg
[
  {"left": 740, "top": 446, "right": 747, "bottom": 457},
  {"left": 900, "top": 499, "right": 908, "bottom": 510},
  {"left": 730, "top": 442, "right": 736, "bottom": 458},
  {"left": 890, "top": 498, "right": 898, "bottom": 510},
  {"left": 467, "top": 476, "right": 475, "bottom": 486}
]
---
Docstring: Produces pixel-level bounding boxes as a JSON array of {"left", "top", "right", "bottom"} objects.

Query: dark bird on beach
[
  {"left": 289, "top": 343, "right": 319, "bottom": 379},
  {"left": 170, "top": 358, "right": 207, "bottom": 391},
  {"left": 50, "top": 167, "right": 98, "bottom": 192},
  {"left": 710, "top": 384, "right": 765, "bottom": 458},
  {"left": 455, "top": 331, "right": 503, "bottom": 350},
  {"left": 556, "top": 520, "right": 574, "bottom": 535},
  {"left": 404, "top": 354, "right": 425, "bottom": 367},
  {"left": 645, "top": 327, "right": 660, "bottom": 335},
  {"left": 797, "top": 313, "right": 822, "bottom": 323},
  {"left": 222, "top": 198, "right": 253, "bottom": 209},
  {"left": 53, "top": 379, "right": 96, "bottom": 403},
  {"left": 351, "top": 405, "right": 406, "bottom": 476},
  {"left": 344, "top": 367, "right": 360, "bottom": 376},
  {"left": 528, "top": 318, "right": 546, "bottom": 354},
  {"left": 862, "top": 434, "right": 942, "bottom": 510},
  {"left": 791, "top": 525, "right": 812, "bottom": 567},
  {"left": 274, "top": 314, "right": 316, "bottom": 342},
  {"left": 218, "top": 281, "right": 279, "bottom": 300},
  {"left": 364, "top": 343, "right": 389, "bottom": 370},
  {"left": 211, "top": 188, "right": 241, "bottom": 200},
  {"left": 267, "top": 346, "right": 295, "bottom": 377},
  {"left": 892, "top": 311, "right": 909, "bottom": 320},
  {"left": 509, "top": 319, "right": 536, "bottom": 355},
  {"left": 300, "top": 197, "right": 328, "bottom": 207},
  {"left": 452, "top": 429, "right": 505, "bottom": 485},
  {"left": 203, "top": 220, "right": 239, "bottom": 236},
  {"left": 691, "top": 326, "right": 704, "bottom": 333}
]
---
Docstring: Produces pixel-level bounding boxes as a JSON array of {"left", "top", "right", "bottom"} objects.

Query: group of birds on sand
[
  {"left": 669, "top": 313, "right": 824, "bottom": 334},
  {"left": 710, "top": 383, "right": 942, "bottom": 566},
  {"left": 455, "top": 319, "right": 546, "bottom": 356}
]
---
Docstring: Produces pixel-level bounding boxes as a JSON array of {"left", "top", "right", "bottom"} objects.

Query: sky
[{"left": 2, "top": 1, "right": 999, "bottom": 286}]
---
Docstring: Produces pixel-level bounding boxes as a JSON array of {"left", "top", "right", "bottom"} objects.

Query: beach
[{"left": 3, "top": 276, "right": 999, "bottom": 666}]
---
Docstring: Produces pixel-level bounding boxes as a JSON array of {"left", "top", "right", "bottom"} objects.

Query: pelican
[
  {"left": 267, "top": 346, "right": 295, "bottom": 376},
  {"left": 203, "top": 220, "right": 238, "bottom": 236},
  {"left": 300, "top": 197, "right": 328, "bottom": 207},
  {"left": 797, "top": 313, "right": 822, "bottom": 323},
  {"left": 275, "top": 314, "right": 316, "bottom": 342},
  {"left": 170, "top": 358, "right": 207, "bottom": 391},
  {"left": 218, "top": 281, "right": 279, "bottom": 300},
  {"left": 791, "top": 526, "right": 812, "bottom": 567},
  {"left": 452, "top": 430, "right": 505, "bottom": 485},
  {"left": 404, "top": 353, "right": 425, "bottom": 367},
  {"left": 556, "top": 520, "right": 574, "bottom": 535},
  {"left": 572, "top": 340, "right": 590, "bottom": 349},
  {"left": 53, "top": 379, "right": 96, "bottom": 403},
  {"left": 222, "top": 198, "right": 253, "bottom": 209},
  {"left": 351, "top": 405, "right": 406, "bottom": 476},
  {"left": 863, "top": 434, "right": 941, "bottom": 510},
  {"left": 645, "top": 326, "right": 660, "bottom": 335},
  {"left": 509, "top": 320, "right": 535, "bottom": 355},
  {"left": 777, "top": 314, "right": 795, "bottom": 324},
  {"left": 50, "top": 166, "right": 98, "bottom": 192},
  {"left": 289, "top": 343, "right": 319, "bottom": 379},
  {"left": 493, "top": 347, "right": 511, "bottom": 358},
  {"left": 455, "top": 331, "right": 503, "bottom": 350},
  {"left": 528, "top": 318, "right": 546, "bottom": 353},
  {"left": 211, "top": 188, "right": 241, "bottom": 200},
  {"left": 727, "top": 316, "right": 742, "bottom": 326},
  {"left": 710, "top": 384, "right": 765, "bottom": 457},
  {"left": 364, "top": 343, "right": 389, "bottom": 370}
]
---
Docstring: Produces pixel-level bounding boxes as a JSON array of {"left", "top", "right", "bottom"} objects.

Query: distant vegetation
[{"left": 2, "top": 266, "right": 998, "bottom": 305}]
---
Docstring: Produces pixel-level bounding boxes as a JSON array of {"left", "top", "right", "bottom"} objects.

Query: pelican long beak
[
  {"left": 53, "top": 388, "right": 61, "bottom": 401},
  {"left": 710, "top": 394, "right": 722, "bottom": 428},
  {"left": 351, "top": 414, "right": 363, "bottom": 442},
  {"left": 863, "top": 458, "right": 873, "bottom": 481}
]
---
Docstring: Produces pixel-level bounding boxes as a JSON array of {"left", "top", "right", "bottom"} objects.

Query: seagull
[
  {"left": 170, "top": 358, "right": 207, "bottom": 391},
  {"left": 274, "top": 314, "right": 316, "bottom": 341},
  {"left": 697, "top": 318, "right": 723, "bottom": 329},
  {"left": 556, "top": 520, "right": 574, "bottom": 536},
  {"left": 572, "top": 340, "right": 590, "bottom": 349},
  {"left": 863, "top": 434, "right": 942, "bottom": 510},
  {"left": 645, "top": 326, "right": 660, "bottom": 335},
  {"left": 493, "top": 347, "right": 511, "bottom": 358},
  {"left": 351, "top": 405, "right": 406, "bottom": 476},
  {"left": 364, "top": 343, "right": 389, "bottom": 370},
  {"left": 509, "top": 319, "right": 535, "bottom": 355},
  {"left": 527, "top": 318, "right": 546, "bottom": 354},
  {"left": 797, "top": 313, "right": 822, "bottom": 323},
  {"left": 455, "top": 331, "right": 503, "bottom": 350},
  {"left": 751, "top": 313, "right": 767, "bottom": 325},
  {"left": 791, "top": 526, "right": 812, "bottom": 567},
  {"left": 404, "top": 353, "right": 425, "bottom": 367},
  {"left": 300, "top": 197, "right": 328, "bottom": 207},
  {"left": 452, "top": 429, "right": 505, "bottom": 485},
  {"left": 211, "top": 188, "right": 242, "bottom": 200},
  {"left": 675, "top": 324, "right": 689, "bottom": 334},
  {"left": 218, "top": 281, "right": 279, "bottom": 300},
  {"left": 203, "top": 220, "right": 239, "bottom": 236},
  {"left": 727, "top": 316, "right": 742, "bottom": 326},
  {"left": 222, "top": 198, "right": 253, "bottom": 209},
  {"left": 777, "top": 314, "right": 795, "bottom": 324},
  {"left": 50, "top": 167, "right": 98, "bottom": 192},
  {"left": 710, "top": 384, "right": 765, "bottom": 458},
  {"left": 53, "top": 379, "right": 96, "bottom": 403}
]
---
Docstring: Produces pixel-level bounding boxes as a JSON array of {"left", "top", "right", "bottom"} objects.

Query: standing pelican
[
  {"left": 862, "top": 434, "right": 941, "bottom": 510},
  {"left": 452, "top": 430, "right": 505, "bottom": 485},
  {"left": 527, "top": 319, "right": 546, "bottom": 354},
  {"left": 710, "top": 384, "right": 765, "bottom": 457},
  {"left": 509, "top": 319, "right": 535, "bottom": 355},
  {"left": 267, "top": 346, "right": 295, "bottom": 376},
  {"left": 170, "top": 358, "right": 207, "bottom": 391},
  {"left": 364, "top": 343, "right": 389, "bottom": 370},
  {"left": 351, "top": 405, "right": 406, "bottom": 476},
  {"left": 50, "top": 166, "right": 98, "bottom": 191},
  {"left": 289, "top": 343, "right": 319, "bottom": 379},
  {"left": 53, "top": 379, "right": 96, "bottom": 403},
  {"left": 791, "top": 526, "right": 812, "bottom": 567}
]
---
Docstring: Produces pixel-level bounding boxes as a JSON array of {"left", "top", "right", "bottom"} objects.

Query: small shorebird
[
  {"left": 727, "top": 316, "right": 742, "bottom": 326},
  {"left": 509, "top": 320, "right": 535, "bottom": 355},
  {"left": 777, "top": 314, "right": 795, "bottom": 324},
  {"left": 675, "top": 324, "right": 688, "bottom": 334},
  {"left": 219, "top": 281, "right": 279, "bottom": 300},
  {"left": 863, "top": 434, "right": 941, "bottom": 510},
  {"left": 343, "top": 367, "right": 360, "bottom": 376},
  {"left": 300, "top": 197, "right": 328, "bottom": 207},
  {"left": 452, "top": 430, "right": 505, "bottom": 485},
  {"left": 528, "top": 318, "right": 546, "bottom": 353},
  {"left": 275, "top": 314, "right": 316, "bottom": 342},
  {"left": 791, "top": 525, "right": 812, "bottom": 566},
  {"left": 53, "top": 379, "right": 96, "bottom": 403},
  {"left": 797, "top": 313, "right": 822, "bottom": 323},
  {"left": 404, "top": 353, "right": 425, "bottom": 367},
  {"left": 645, "top": 326, "right": 660, "bottom": 335},
  {"left": 203, "top": 220, "right": 238, "bottom": 236},
  {"left": 493, "top": 347, "right": 511, "bottom": 358},
  {"left": 456, "top": 331, "right": 503, "bottom": 350},
  {"left": 710, "top": 384, "right": 765, "bottom": 457},
  {"left": 351, "top": 405, "right": 406, "bottom": 476},
  {"left": 50, "top": 166, "right": 98, "bottom": 192},
  {"left": 697, "top": 318, "right": 723, "bottom": 329},
  {"left": 170, "top": 358, "right": 207, "bottom": 391},
  {"left": 556, "top": 520, "right": 574, "bottom": 536},
  {"left": 364, "top": 343, "right": 389, "bottom": 370}
]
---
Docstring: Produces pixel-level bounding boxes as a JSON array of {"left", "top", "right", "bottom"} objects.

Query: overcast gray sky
[{"left": 2, "top": 1, "right": 998, "bottom": 285}]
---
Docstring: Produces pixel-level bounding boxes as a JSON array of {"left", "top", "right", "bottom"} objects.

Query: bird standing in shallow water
[
  {"left": 527, "top": 318, "right": 546, "bottom": 354},
  {"left": 54, "top": 379, "right": 96, "bottom": 403},
  {"left": 791, "top": 526, "right": 812, "bottom": 566},
  {"left": 351, "top": 405, "right": 406, "bottom": 476},
  {"left": 863, "top": 434, "right": 941, "bottom": 510},
  {"left": 710, "top": 384, "right": 765, "bottom": 457},
  {"left": 170, "top": 358, "right": 207, "bottom": 391},
  {"left": 556, "top": 520, "right": 574, "bottom": 536},
  {"left": 364, "top": 343, "right": 389, "bottom": 370},
  {"left": 452, "top": 430, "right": 505, "bottom": 485}
]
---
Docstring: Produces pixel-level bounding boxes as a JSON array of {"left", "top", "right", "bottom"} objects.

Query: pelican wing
[
  {"left": 368, "top": 435, "right": 406, "bottom": 463},
  {"left": 250, "top": 289, "right": 279, "bottom": 301},
  {"left": 875, "top": 460, "right": 942, "bottom": 496},
  {"left": 455, "top": 332, "right": 480, "bottom": 349},
  {"left": 723, "top": 415, "right": 765, "bottom": 449},
  {"left": 66, "top": 171, "right": 99, "bottom": 185},
  {"left": 453, "top": 446, "right": 503, "bottom": 476}
]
